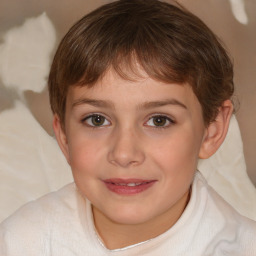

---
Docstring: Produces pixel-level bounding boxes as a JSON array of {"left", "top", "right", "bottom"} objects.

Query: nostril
[
  {"left": 107, "top": 130, "right": 145, "bottom": 167},
  {"left": 107, "top": 144, "right": 145, "bottom": 167}
]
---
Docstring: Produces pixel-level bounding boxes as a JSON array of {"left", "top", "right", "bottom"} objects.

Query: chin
[{"left": 105, "top": 207, "right": 156, "bottom": 226}]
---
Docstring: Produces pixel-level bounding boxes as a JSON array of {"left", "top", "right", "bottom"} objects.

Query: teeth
[
  {"left": 114, "top": 182, "right": 144, "bottom": 186},
  {"left": 127, "top": 183, "right": 137, "bottom": 187}
]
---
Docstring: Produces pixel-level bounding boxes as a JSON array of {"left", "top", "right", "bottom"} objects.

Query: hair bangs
[{"left": 78, "top": 18, "right": 191, "bottom": 87}]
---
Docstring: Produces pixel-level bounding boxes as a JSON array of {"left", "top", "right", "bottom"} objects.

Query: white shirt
[{"left": 0, "top": 171, "right": 256, "bottom": 255}]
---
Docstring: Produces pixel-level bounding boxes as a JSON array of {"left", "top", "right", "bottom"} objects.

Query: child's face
[{"left": 57, "top": 69, "right": 207, "bottom": 229}]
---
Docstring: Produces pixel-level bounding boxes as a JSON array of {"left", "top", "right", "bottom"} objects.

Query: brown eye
[
  {"left": 91, "top": 115, "right": 105, "bottom": 126},
  {"left": 153, "top": 116, "right": 167, "bottom": 126},
  {"left": 146, "top": 115, "right": 173, "bottom": 127},
  {"left": 84, "top": 114, "right": 110, "bottom": 127}
]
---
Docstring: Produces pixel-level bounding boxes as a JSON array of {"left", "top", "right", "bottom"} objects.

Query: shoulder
[
  {"left": 1, "top": 182, "right": 78, "bottom": 226},
  {"left": 0, "top": 183, "right": 88, "bottom": 254},
  {"left": 192, "top": 172, "right": 256, "bottom": 254}
]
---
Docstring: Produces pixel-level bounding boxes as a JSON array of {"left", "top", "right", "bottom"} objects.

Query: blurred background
[{"left": 0, "top": 0, "right": 255, "bottom": 185}]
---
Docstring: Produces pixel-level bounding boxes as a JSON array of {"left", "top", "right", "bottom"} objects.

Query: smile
[{"left": 103, "top": 179, "right": 156, "bottom": 195}]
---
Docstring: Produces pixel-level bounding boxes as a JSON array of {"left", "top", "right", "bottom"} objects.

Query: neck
[{"left": 92, "top": 189, "right": 191, "bottom": 250}]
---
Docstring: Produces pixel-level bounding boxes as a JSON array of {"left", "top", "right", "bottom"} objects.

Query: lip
[{"left": 103, "top": 178, "right": 157, "bottom": 195}]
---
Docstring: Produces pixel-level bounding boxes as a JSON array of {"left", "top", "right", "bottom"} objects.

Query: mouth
[{"left": 103, "top": 179, "right": 157, "bottom": 195}]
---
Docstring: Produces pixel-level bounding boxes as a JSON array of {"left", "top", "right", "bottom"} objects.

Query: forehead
[{"left": 67, "top": 69, "right": 202, "bottom": 115}]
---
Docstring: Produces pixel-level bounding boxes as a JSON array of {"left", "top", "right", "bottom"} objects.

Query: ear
[
  {"left": 52, "top": 114, "right": 70, "bottom": 165},
  {"left": 199, "top": 100, "right": 233, "bottom": 159}
]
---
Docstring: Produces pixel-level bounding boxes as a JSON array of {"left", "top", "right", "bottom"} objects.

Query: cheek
[
  {"left": 149, "top": 128, "right": 201, "bottom": 172},
  {"left": 67, "top": 133, "right": 105, "bottom": 175}
]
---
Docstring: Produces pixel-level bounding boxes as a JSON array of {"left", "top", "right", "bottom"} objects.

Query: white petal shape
[
  {"left": 229, "top": 0, "right": 249, "bottom": 24},
  {"left": 0, "top": 13, "right": 56, "bottom": 94}
]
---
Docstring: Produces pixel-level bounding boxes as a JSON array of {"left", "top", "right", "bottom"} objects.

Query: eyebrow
[
  {"left": 72, "top": 98, "right": 187, "bottom": 110},
  {"left": 139, "top": 99, "right": 187, "bottom": 110},
  {"left": 72, "top": 98, "right": 115, "bottom": 109}
]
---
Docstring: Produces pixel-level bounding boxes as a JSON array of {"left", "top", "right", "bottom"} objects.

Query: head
[
  {"left": 48, "top": 0, "right": 234, "bottom": 128},
  {"left": 49, "top": 0, "right": 234, "bottom": 248}
]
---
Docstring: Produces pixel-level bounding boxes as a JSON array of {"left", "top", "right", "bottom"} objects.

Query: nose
[{"left": 107, "top": 127, "right": 145, "bottom": 168}]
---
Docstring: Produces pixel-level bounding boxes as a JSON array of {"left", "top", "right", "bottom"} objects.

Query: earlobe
[
  {"left": 52, "top": 114, "right": 70, "bottom": 164},
  {"left": 199, "top": 100, "right": 233, "bottom": 159}
]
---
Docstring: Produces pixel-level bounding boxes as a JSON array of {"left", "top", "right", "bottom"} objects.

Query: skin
[{"left": 53, "top": 69, "right": 233, "bottom": 249}]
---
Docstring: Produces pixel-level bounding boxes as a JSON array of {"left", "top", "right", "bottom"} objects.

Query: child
[{"left": 1, "top": 0, "right": 256, "bottom": 255}]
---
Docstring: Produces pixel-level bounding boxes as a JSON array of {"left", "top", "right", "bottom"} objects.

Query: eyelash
[
  {"left": 81, "top": 114, "right": 175, "bottom": 128},
  {"left": 81, "top": 114, "right": 110, "bottom": 127},
  {"left": 145, "top": 115, "right": 175, "bottom": 129}
]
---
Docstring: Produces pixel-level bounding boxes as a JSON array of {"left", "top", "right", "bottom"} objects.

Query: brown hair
[{"left": 48, "top": 0, "right": 234, "bottom": 127}]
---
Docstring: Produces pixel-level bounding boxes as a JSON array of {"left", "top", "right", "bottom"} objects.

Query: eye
[
  {"left": 146, "top": 115, "right": 174, "bottom": 127},
  {"left": 83, "top": 114, "right": 110, "bottom": 127}
]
